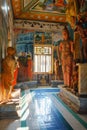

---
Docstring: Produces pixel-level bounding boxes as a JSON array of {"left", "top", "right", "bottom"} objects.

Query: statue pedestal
[
  {"left": 77, "top": 63, "right": 87, "bottom": 96},
  {"left": 58, "top": 85, "right": 87, "bottom": 113},
  {"left": 0, "top": 89, "right": 20, "bottom": 119},
  {"left": 51, "top": 80, "right": 64, "bottom": 87}
]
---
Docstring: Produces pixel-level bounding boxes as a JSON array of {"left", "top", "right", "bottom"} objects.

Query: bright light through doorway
[{"left": 34, "top": 46, "right": 52, "bottom": 73}]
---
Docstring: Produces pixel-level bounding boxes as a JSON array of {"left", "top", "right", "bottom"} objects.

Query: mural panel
[
  {"left": 12, "top": 0, "right": 67, "bottom": 22},
  {"left": 52, "top": 32, "right": 62, "bottom": 45},
  {"left": 35, "top": 32, "right": 52, "bottom": 44},
  {"left": 32, "top": 0, "right": 67, "bottom": 14},
  {"left": 16, "top": 32, "right": 34, "bottom": 59},
  {"left": 23, "top": 0, "right": 31, "bottom": 7}
]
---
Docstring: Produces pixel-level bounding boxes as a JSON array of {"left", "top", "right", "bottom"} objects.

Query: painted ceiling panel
[
  {"left": 32, "top": 0, "right": 66, "bottom": 13},
  {"left": 23, "top": 0, "right": 32, "bottom": 7},
  {"left": 11, "top": 0, "right": 68, "bottom": 22}
]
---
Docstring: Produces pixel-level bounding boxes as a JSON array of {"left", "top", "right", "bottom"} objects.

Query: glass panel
[
  {"left": 37, "top": 55, "right": 41, "bottom": 72},
  {"left": 41, "top": 55, "right": 45, "bottom": 72},
  {"left": 34, "top": 55, "right": 41, "bottom": 72},
  {"left": 34, "top": 46, "right": 52, "bottom": 73},
  {"left": 36, "top": 47, "right": 42, "bottom": 54},
  {"left": 34, "top": 47, "right": 36, "bottom": 54},
  {"left": 44, "top": 47, "right": 48, "bottom": 54},
  {"left": 46, "top": 56, "right": 51, "bottom": 73},
  {"left": 34, "top": 55, "right": 37, "bottom": 72},
  {"left": 49, "top": 47, "right": 52, "bottom": 54}
]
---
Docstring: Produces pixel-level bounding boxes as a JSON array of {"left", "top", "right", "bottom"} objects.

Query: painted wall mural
[
  {"left": 16, "top": 32, "right": 34, "bottom": 59},
  {"left": 52, "top": 32, "right": 62, "bottom": 45},
  {"left": 14, "top": 20, "right": 65, "bottom": 32},
  {"left": 32, "top": 0, "right": 67, "bottom": 13},
  {"left": 12, "top": 0, "right": 67, "bottom": 22},
  {"left": 15, "top": 28, "right": 63, "bottom": 60},
  {"left": 23, "top": 0, "right": 31, "bottom": 7},
  {"left": 35, "top": 32, "right": 52, "bottom": 44}
]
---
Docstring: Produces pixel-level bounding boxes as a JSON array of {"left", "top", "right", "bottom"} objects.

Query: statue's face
[{"left": 62, "top": 31, "right": 69, "bottom": 40}]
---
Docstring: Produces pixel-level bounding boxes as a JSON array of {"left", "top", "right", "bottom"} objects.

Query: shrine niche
[
  {"left": 34, "top": 44, "right": 53, "bottom": 73},
  {"left": 33, "top": 32, "right": 53, "bottom": 85}
]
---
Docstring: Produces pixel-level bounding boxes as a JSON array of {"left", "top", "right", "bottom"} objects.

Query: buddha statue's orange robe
[{"left": 1, "top": 56, "right": 16, "bottom": 101}]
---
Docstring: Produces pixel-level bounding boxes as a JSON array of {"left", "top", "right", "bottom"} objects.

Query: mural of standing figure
[
  {"left": 1, "top": 47, "right": 17, "bottom": 103},
  {"left": 59, "top": 26, "right": 73, "bottom": 87}
]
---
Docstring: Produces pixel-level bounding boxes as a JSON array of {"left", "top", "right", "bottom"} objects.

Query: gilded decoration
[{"left": 11, "top": 0, "right": 68, "bottom": 23}]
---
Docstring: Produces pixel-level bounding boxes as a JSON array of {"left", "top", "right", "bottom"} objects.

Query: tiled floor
[{"left": 0, "top": 88, "right": 87, "bottom": 130}]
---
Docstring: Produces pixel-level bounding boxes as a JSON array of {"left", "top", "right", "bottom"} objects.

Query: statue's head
[
  {"left": 62, "top": 26, "right": 69, "bottom": 40},
  {"left": 7, "top": 47, "right": 16, "bottom": 56}
]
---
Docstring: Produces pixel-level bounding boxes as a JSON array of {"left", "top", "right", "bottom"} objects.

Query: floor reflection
[{"left": 24, "top": 89, "right": 73, "bottom": 130}]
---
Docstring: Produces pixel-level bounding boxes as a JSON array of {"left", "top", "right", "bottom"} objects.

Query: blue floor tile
[{"left": 21, "top": 88, "right": 73, "bottom": 130}]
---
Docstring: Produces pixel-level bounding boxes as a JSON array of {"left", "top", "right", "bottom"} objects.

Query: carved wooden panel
[{"left": 78, "top": 63, "right": 87, "bottom": 95}]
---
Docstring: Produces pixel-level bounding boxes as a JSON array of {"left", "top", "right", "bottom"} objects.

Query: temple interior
[{"left": 0, "top": 0, "right": 87, "bottom": 130}]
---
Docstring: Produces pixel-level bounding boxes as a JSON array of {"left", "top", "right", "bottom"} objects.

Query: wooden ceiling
[{"left": 11, "top": 0, "right": 68, "bottom": 23}]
